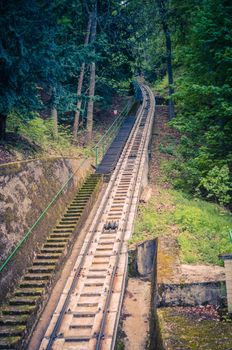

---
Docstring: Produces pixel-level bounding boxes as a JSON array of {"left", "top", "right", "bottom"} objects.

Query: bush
[
  {"left": 6, "top": 113, "right": 88, "bottom": 157},
  {"left": 198, "top": 165, "right": 231, "bottom": 205}
]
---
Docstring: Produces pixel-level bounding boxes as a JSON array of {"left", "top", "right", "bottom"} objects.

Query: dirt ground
[{"left": 120, "top": 278, "right": 151, "bottom": 350}]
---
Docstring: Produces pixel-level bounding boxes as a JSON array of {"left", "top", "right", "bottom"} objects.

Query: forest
[{"left": 0, "top": 0, "right": 231, "bottom": 207}]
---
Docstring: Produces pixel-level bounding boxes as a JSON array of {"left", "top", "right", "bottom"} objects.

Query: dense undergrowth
[
  {"left": 133, "top": 187, "right": 232, "bottom": 266},
  {"left": 2, "top": 114, "right": 103, "bottom": 161},
  {"left": 150, "top": 0, "right": 232, "bottom": 208}
]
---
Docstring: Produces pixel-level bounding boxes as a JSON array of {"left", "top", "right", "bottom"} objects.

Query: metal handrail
[
  {"left": 0, "top": 158, "right": 88, "bottom": 274},
  {"left": 0, "top": 100, "right": 132, "bottom": 274}
]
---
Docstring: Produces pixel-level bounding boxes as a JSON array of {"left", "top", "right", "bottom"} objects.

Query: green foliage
[
  {"left": 173, "top": 191, "right": 232, "bottom": 265},
  {"left": 198, "top": 165, "right": 231, "bottom": 205},
  {"left": 133, "top": 186, "right": 232, "bottom": 265},
  {"left": 131, "top": 190, "right": 173, "bottom": 244},
  {"left": 6, "top": 113, "right": 87, "bottom": 157}
]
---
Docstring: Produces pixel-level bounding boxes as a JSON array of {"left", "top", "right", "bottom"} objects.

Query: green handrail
[
  {"left": 93, "top": 99, "right": 132, "bottom": 166},
  {"left": 229, "top": 230, "right": 232, "bottom": 243},
  {"left": 0, "top": 99, "right": 132, "bottom": 273},
  {"left": 0, "top": 157, "right": 88, "bottom": 274}
]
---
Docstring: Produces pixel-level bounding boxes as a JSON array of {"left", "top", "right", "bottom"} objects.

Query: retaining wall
[{"left": 0, "top": 157, "right": 92, "bottom": 301}]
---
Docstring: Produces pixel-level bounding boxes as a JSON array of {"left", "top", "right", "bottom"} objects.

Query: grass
[
  {"left": 131, "top": 188, "right": 173, "bottom": 244},
  {"left": 132, "top": 187, "right": 232, "bottom": 266},
  {"left": 173, "top": 191, "right": 232, "bottom": 265}
]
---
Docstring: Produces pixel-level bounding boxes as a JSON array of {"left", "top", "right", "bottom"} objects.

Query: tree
[
  {"left": 155, "top": 0, "right": 175, "bottom": 119},
  {"left": 73, "top": 15, "right": 92, "bottom": 141},
  {"left": 86, "top": 1, "right": 98, "bottom": 142}
]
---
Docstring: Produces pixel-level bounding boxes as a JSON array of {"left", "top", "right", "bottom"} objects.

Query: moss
[
  {"left": 3, "top": 336, "right": 21, "bottom": 344},
  {"left": 157, "top": 307, "right": 232, "bottom": 350},
  {"left": 157, "top": 250, "right": 177, "bottom": 281},
  {"left": 0, "top": 162, "right": 22, "bottom": 175},
  {"left": 115, "top": 340, "right": 125, "bottom": 350},
  {"left": 128, "top": 249, "right": 138, "bottom": 277}
]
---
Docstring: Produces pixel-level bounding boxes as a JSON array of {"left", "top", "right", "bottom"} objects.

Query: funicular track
[{"left": 39, "top": 84, "right": 155, "bottom": 350}]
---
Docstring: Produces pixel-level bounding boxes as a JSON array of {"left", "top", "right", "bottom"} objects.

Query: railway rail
[{"left": 39, "top": 84, "right": 155, "bottom": 350}]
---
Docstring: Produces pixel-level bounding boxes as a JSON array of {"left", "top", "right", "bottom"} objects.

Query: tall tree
[
  {"left": 86, "top": 1, "right": 97, "bottom": 142},
  {"left": 73, "top": 15, "right": 92, "bottom": 141},
  {"left": 155, "top": 0, "right": 175, "bottom": 119}
]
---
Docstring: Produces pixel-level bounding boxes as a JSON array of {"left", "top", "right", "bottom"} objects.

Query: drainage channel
[{"left": 38, "top": 84, "right": 155, "bottom": 350}]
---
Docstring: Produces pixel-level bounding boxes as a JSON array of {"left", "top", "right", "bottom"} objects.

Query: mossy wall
[{"left": 0, "top": 157, "right": 92, "bottom": 301}]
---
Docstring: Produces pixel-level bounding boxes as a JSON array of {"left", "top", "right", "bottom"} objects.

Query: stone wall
[{"left": 0, "top": 157, "right": 92, "bottom": 300}]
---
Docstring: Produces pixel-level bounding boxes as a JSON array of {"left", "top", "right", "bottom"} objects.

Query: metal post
[
  {"left": 102, "top": 136, "right": 105, "bottom": 157},
  {"left": 95, "top": 147, "right": 98, "bottom": 166},
  {"left": 108, "top": 131, "right": 110, "bottom": 148}
]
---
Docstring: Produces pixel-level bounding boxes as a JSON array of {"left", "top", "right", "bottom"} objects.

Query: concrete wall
[
  {"left": 0, "top": 157, "right": 92, "bottom": 300},
  {"left": 158, "top": 281, "right": 227, "bottom": 307}
]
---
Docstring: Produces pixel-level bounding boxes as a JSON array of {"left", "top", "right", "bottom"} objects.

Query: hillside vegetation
[{"left": 0, "top": 0, "right": 231, "bottom": 208}]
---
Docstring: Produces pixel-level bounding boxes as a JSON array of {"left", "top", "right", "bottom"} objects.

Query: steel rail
[
  {"left": 110, "top": 85, "right": 155, "bottom": 350},
  {"left": 96, "top": 85, "right": 154, "bottom": 350}
]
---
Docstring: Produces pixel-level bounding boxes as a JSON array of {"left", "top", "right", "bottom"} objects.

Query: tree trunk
[
  {"left": 165, "top": 28, "right": 175, "bottom": 119},
  {"left": 86, "top": 2, "right": 97, "bottom": 142},
  {"left": 0, "top": 115, "right": 7, "bottom": 141},
  {"left": 73, "top": 16, "right": 92, "bottom": 141},
  {"left": 156, "top": 0, "right": 175, "bottom": 119},
  {"left": 51, "top": 107, "right": 58, "bottom": 139}
]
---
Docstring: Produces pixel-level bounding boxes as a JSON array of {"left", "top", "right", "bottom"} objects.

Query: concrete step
[
  {"left": 43, "top": 242, "right": 66, "bottom": 248},
  {"left": 14, "top": 288, "right": 44, "bottom": 297},
  {"left": 53, "top": 228, "right": 73, "bottom": 233},
  {"left": 40, "top": 247, "right": 64, "bottom": 253},
  {"left": 60, "top": 219, "right": 78, "bottom": 225},
  {"left": 55, "top": 224, "right": 75, "bottom": 229},
  {"left": 36, "top": 253, "right": 62, "bottom": 259},
  {"left": 24, "top": 273, "right": 51, "bottom": 280},
  {"left": 9, "top": 296, "right": 38, "bottom": 306},
  {"left": 28, "top": 265, "right": 55, "bottom": 273},
  {"left": 1, "top": 305, "right": 36, "bottom": 315},
  {"left": 0, "top": 336, "right": 21, "bottom": 349},
  {"left": 0, "top": 315, "right": 28, "bottom": 326},
  {"left": 33, "top": 259, "right": 57, "bottom": 266},
  {"left": 63, "top": 214, "right": 81, "bottom": 218},
  {"left": 19, "top": 279, "right": 48, "bottom": 288},
  {"left": 50, "top": 232, "right": 71, "bottom": 238},
  {"left": 46, "top": 237, "right": 69, "bottom": 243},
  {"left": 0, "top": 325, "right": 26, "bottom": 337}
]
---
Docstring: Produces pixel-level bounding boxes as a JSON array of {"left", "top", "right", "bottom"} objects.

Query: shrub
[{"left": 198, "top": 165, "right": 231, "bottom": 205}]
